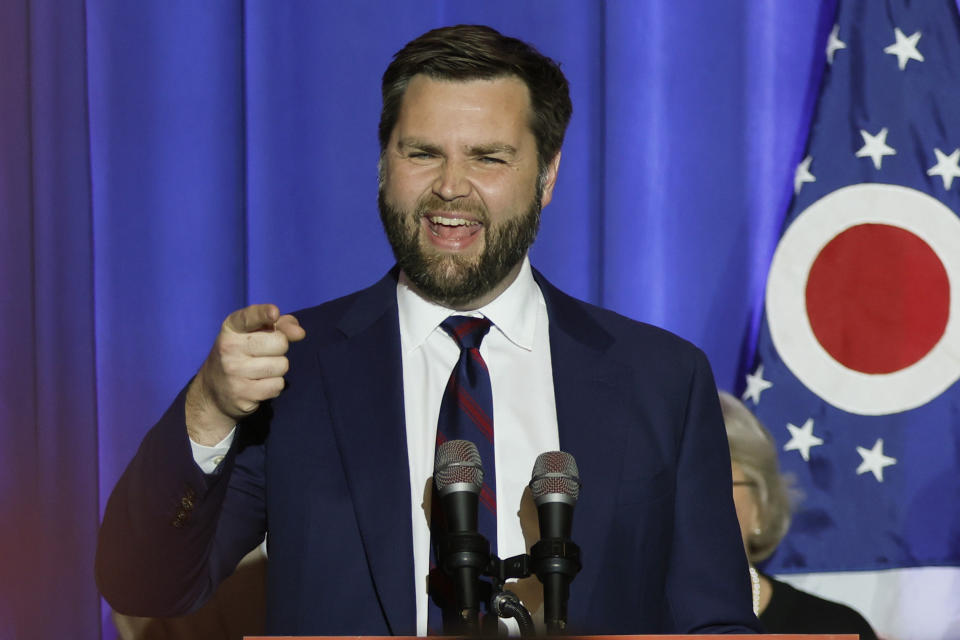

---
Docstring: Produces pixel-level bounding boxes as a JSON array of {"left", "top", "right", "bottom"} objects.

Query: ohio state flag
[{"left": 747, "top": 0, "right": 960, "bottom": 638}]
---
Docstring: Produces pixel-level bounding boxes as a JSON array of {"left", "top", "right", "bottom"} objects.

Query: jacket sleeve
[
  {"left": 95, "top": 383, "right": 268, "bottom": 617},
  {"left": 665, "top": 348, "right": 763, "bottom": 633}
]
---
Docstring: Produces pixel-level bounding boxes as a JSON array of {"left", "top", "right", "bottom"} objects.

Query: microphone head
[
  {"left": 530, "top": 451, "right": 580, "bottom": 506},
  {"left": 434, "top": 439, "right": 484, "bottom": 497}
]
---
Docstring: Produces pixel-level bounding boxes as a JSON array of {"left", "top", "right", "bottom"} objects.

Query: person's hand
[{"left": 185, "top": 304, "right": 306, "bottom": 445}]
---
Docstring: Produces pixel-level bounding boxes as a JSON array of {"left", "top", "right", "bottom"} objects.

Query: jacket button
[{"left": 172, "top": 511, "right": 187, "bottom": 528}]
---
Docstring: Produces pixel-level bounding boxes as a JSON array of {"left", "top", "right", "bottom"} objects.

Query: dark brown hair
[{"left": 379, "top": 25, "right": 572, "bottom": 173}]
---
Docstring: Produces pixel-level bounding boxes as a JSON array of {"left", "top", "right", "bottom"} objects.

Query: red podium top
[{"left": 244, "top": 633, "right": 860, "bottom": 640}]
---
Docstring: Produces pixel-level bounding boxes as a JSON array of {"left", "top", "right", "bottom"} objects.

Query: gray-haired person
[{"left": 720, "top": 390, "right": 878, "bottom": 638}]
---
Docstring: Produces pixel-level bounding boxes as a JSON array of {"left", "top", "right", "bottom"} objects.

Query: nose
[{"left": 433, "top": 159, "right": 471, "bottom": 201}]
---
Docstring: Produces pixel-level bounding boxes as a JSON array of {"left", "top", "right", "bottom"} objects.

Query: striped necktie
[
  {"left": 437, "top": 315, "right": 496, "bottom": 546},
  {"left": 429, "top": 315, "right": 496, "bottom": 634}
]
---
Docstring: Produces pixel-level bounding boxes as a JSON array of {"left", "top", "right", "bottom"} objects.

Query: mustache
[{"left": 414, "top": 195, "right": 489, "bottom": 224}]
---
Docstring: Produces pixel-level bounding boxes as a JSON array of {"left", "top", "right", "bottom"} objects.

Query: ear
[
  {"left": 539, "top": 151, "right": 562, "bottom": 208},
  {"left": 750, "top": 503, "right": 762, "bottom": 536}
]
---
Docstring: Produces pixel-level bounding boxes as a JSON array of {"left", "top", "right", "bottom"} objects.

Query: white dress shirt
[
  {"left": 191, "top": 256, "right": 559, "bottom": 635},
  {"left": 398, "top": 256, "right": 559, "bottom": 635}
]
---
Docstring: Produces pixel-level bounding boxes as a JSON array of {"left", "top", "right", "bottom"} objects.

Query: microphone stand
[
  {"left": 484, "top": 553, "right": 536, "bottom": 637},
  {"left": 437, "top": 531, "right": 490, "bottom": 634},
  {"left": 437, "top": 536, "right": 537, "bottom": 636},
  {"left": 530, "top": 538, "right": 581, "bottom": 635},
  {"left": 491, "top": 588, "right": 535, "bottom": 636},
  {"left": 443, "top": 543, "right": 576, "bottom": 636}
]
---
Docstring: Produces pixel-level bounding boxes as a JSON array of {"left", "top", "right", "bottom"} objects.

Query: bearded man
[{"left": 97, "top": 24, "right": 760, "bottom": 636}]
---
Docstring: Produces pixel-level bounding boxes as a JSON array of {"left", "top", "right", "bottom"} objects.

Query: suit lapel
[
  {"left": 536, "top": 270, "right": 629, "bottom": 479},
  {"left": 318, "top": 271, "right": 416, "bottom": 634},
  {"left": 535, "top": 272, "right": 631, "bottom": 593}
]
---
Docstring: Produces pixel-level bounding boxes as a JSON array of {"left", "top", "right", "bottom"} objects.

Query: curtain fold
[
  {"left": 86, "top": 2, "right": 248, "bottom": 507},
  {"left": 0, "top": 2, "right": 38, "bottom": 638},
  {"left": 1, "top": 0, "right": 101, "bottom": 636}
]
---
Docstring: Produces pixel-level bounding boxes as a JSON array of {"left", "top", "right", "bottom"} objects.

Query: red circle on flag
[
  {"left": 766, "top": 184, "right": 960, "bottom": 415},
  {"left": 805, "top": 223, "right": 950, "bottom": 374}
]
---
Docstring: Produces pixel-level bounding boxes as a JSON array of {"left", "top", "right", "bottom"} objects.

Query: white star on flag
[
  {"left": 855, "top": 127, "right": 896, "bottom": 169},
  {"left": 742, "top": 364, "right": 773, "bottom": 404},
  {"left": 826, "top": 24, "right": 847, "bottom": 64},
  {"left": 883, "top": 27, "right": 924, "bottom": 70},
  {"left": 794, "top": 155, "right": 815, "bottom": 194},
  {"left": 784, "top": 418, "right": 823, "bottom": 462},
  {"left": 927, "top": 147, "right": 960, "bottom": 190},
  {"left": 856, "top": 438, "right": 897, "bottom": 482}
]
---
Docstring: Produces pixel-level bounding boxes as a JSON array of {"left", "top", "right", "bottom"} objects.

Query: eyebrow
[
  {"left": 469, "top": 143, "right": 518, "bottom": 157},
  {"left": 396, "top": 138, "right": 518, "bottom": 157},
  {"left": 397, "top": 138, "right": 440, "bottom": 152}
]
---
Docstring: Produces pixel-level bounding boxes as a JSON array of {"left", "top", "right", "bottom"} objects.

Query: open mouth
[{"left": 424, "top": 214, "right": 484, "bottom": 246}]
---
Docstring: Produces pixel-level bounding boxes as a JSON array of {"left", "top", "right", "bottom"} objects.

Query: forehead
[{"left": 392, "top": 74, "right": 534, "bottom": 144}]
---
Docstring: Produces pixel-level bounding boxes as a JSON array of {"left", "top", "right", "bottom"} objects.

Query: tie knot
[{"left": 440, "top": 315, "right": 492, "bottom": 351}]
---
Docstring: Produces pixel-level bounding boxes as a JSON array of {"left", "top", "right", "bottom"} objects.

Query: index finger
[{"left": 225, "top": 304, "right": 280, "bottom": 334}]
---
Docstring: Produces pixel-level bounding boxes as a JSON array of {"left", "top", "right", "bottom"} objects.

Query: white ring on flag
[{"left": 766, "top": 183, "right": 960, "bottom": 416}]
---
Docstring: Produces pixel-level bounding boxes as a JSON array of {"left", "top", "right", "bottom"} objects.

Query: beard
[{"left": 378, "top": 185, "right": 542, "bottom": 309}]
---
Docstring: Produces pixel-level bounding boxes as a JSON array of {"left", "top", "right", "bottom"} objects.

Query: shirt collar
[{"left": 397, "top": 256, "right": 540, "bottom": 353}]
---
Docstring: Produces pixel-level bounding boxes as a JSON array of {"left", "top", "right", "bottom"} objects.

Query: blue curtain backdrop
[{"left": 1, "top": 1, "right": 836, "bottom": 637}]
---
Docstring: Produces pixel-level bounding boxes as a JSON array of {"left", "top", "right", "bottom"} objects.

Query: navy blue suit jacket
[{"left": 97, "top": 268, "right": 760, "bottom": 635}]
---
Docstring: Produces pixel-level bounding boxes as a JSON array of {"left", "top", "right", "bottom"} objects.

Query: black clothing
[{"left": 760, "top": 574, "right": 878, "bottom": 640}]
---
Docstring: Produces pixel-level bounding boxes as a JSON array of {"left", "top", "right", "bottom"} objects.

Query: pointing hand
[{"left": 185, "top": 304, "right": 306, "bottom": 445}]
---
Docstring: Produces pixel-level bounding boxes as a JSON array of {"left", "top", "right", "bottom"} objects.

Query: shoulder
[
  {"left": 535, "top": 269, "right": 709, "bottom": 371},
  {"left": 289, "top": 270, "right": 400, "bottom": 345},
  {"left": 763, "top": 576, "right": 877, "bottom": 639}
]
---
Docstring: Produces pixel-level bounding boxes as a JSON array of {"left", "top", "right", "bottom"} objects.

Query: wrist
[{"left": 185, "top": 375, "right": 236, "bottom": 446}]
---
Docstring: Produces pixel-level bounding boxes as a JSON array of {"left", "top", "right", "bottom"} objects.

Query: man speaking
[{"left": 96, "top": 25, "right": 760, "bottom": 635}]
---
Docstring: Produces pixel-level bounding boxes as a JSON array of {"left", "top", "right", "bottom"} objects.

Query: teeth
[{"left": 429, "top": 216, "right": 479, "bottom": 227}]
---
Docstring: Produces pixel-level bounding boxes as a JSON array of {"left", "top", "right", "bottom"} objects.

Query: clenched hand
[{"left": 185, "top": 304, "right": 306, "bottom": 445}]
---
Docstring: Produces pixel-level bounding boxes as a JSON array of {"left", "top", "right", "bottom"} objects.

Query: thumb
[
  {"left": 276, "top": 314, "right": 306, "bottom": 342},
  {"left": 224, "top": 304, "right": 280, "bottom": 334}
]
